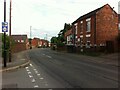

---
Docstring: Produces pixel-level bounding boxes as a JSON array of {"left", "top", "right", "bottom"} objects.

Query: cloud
[{"left": 0, "top": 0, "right": 119, "bottom": 41}]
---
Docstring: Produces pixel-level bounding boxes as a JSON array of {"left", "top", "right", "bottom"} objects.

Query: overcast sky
[{"left": 0, "top": 0, "right": 120, "bottom": 41}]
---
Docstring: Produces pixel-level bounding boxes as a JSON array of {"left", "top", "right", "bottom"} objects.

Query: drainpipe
[{"left": 94, "top": 14, "right": 96, "bottom": 52}]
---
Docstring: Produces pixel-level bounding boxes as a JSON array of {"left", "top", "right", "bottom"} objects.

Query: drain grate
[{"left": 2, "top": 83, "right": 18, "bottom": 88}]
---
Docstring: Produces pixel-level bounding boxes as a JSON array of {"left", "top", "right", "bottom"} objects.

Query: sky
[{"left": 0, "top": 0, "right": 120, "bottom": 41}]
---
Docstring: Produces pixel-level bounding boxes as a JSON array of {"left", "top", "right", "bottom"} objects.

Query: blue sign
[{"left": 2, "top": 22, "right": 8, "bottom": 32}]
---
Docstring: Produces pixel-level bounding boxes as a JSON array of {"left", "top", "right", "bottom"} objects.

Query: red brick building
[
  {"left": 31, "top": 38, "right": 40, "bottom": 48},
  {"left": 65, "top": 28, "right": 73, "bottom": 45},
  {"left": 39, "top": 39, "right": 49, "bottom": 48},
  {"left": 65, "top": 4, "right": 118, "bottom": 53},
  {"left": 11, "top": 35, "right": 29, "bottom": 53}
]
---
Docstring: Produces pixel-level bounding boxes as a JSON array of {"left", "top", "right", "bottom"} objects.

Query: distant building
[
  {"left": 31, "top": 38, "right": 40, "bottom": 48},
  {"left": 39, "top": 39, "right": 49, "bottom": 48},
  {"left": 11, "top": 35, "right": 29, "bottom": 53}
]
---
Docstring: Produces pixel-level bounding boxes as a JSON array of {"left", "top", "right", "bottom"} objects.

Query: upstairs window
[
  {"left": 80, "top": 21, "right": 83, "bottom": 33},
  {"left": 86, "top": 18, "right": 91, "bottom": 32},
  {"left": 119, "top": 23, "right": 120, "bottom": 30}
]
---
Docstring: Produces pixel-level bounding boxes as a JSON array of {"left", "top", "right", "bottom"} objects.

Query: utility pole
[
  {"left": 9, "top": 0, "right": 12, "bottom": 62},
  {"left": 30, "top": 26, "right": 32, "bottom": 49},
  {"left": 3, "top": 0, "right": 7, "bottom": 67}
]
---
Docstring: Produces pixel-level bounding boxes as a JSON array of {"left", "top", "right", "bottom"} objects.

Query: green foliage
[
  {"left": 57, "top": 41, "right": 65, "bottom": 47},
  {"left": 51, "top": 37, "right": 58, "bottom": 44},
  {"left": 51, "top": 23, "right": 71, "bottom": 48}
]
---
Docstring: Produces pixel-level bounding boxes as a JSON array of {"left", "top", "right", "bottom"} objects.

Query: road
[
  {"left": 2, "top": 48, "right": 119, "bottom": 88},
  {"left": 27, "top": 48, "right": 119, "bottom": 88}
]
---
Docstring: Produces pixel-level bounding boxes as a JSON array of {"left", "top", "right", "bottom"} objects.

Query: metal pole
[
  {"left": 3, "top": 0, "right": 7, "bottom": 67},
  {"left": 30, "top": 26, "right": 32, "bottom": 49},
  {"left": 9, "top": 0, "right": 12, "bottom": 62}
]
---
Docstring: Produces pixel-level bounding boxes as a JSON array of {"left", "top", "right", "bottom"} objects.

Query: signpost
[{"left": 2, "top": 22, "right": 8, "bottom": 32}]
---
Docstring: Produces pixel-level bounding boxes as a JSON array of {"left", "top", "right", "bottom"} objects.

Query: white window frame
[{"left": 86, "top": 18, "right": 91, "bottom": 32}]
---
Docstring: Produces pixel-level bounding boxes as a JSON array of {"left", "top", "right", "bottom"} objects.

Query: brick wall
[
  {"left": 96, "top": 4, "right": 118, "bottom": 52},
  {"left": 12, "top": 43, "right": 26, "bottom": 53}
]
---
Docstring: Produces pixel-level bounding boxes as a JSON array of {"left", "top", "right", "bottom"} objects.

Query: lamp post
[
  {"left": 9, "top": 0, "right": 12, "bottom": 62},
  {"left": 30, "top": 26, "right": 32, "bottom": 49},
  {"left": 3, "top": 0, "right": 7, "bottom": 67}
]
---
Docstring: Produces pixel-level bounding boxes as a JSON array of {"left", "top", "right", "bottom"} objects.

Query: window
[
  {"left": 86, "top": 37, "right": 91, "bottom": 48},
  {"left": 119, "top": 23, "right": 120, "bottom": 30},
  {"left": 80, "top": 21, "right": 83, "bottom": 33},
  {"left": 86, "top": 18, "right": 91, "bottom": 32},
  {"left": 21, "top": 40, "right": 24, "bottom": 42},
  {"left": 74, "top": 23, "right": 77, "bottom": 34}
]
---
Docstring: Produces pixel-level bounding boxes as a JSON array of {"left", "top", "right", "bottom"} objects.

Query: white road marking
[
  {"left": 47, "top": 55, "right": 52, "bottom": 58},
  {"left": 35, "top": 71, "right": 38, "bottom": 74},
  {"left": 29, "top": 75, "right": 33, "bottom": 78},
  {"left": 25, "top": 67, "right": 29, "bottom": 69},
  {"left": 30, "top": 63, "right": 33, "bottom": 66},
  {"left": 34, "top": 85, "right": 39, "bottom": 88},
  {"left": 26, "top": 69, "right": 30, "bottom": 72},
  {"left": 37, "top": 74, "right": 40, "bottom": 76},
  {"left": 33, "top": 69, "right": 37, "bottom": 71},
  {"left": 42, "top": 54, "right": 45, "bottom": 55},
  {"left": 28, "top": 72, "right": 32, "bottom": 74},
  {"left": 31, "top": 78, "right": 35, "bottom": 83},
  {"left": 40, "top": 77, "right": 44, "bottom": 80}
]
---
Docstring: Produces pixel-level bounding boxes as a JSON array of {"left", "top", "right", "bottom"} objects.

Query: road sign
[{"left": 2, "top": 22, "right": 8, "bottom": 32}]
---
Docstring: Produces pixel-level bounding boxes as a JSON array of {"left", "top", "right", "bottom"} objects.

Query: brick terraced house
[
  {"left": 11, "top": 35, "right": 29, "bottom": 53},
  {"left": 65, "top": 4, "right": 118, "bottom": 53}
]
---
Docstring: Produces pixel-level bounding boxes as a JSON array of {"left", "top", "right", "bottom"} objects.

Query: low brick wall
[{"left": 12, "top": 43, "right": 27, "bottom": 53}]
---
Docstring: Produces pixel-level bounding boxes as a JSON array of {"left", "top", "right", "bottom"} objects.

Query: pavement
[
  {"left": 0, "top": 50, "right": 30, "bottom": 72},
  {"left": 0, "top": 49, "right": 119, "bottom": 72}
]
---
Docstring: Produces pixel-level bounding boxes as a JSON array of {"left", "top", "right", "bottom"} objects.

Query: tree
[{"left": 51, "top": 37, "right": 58, "bottom": 44}]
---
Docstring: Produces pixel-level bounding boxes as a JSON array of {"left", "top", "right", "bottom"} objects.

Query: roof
[
  {"left": 11, "top": 35, "right": 27, "bottom": 41},
  {"left": 72, "top": 4, "right": 117, "bottom": 24}
]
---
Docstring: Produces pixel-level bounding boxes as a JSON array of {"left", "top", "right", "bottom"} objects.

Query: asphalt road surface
[{"left": 27, "top": 48, "right": 119, "bottom": 88}]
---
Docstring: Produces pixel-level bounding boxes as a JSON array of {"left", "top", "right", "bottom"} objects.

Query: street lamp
[
  {"left": 30, "top": 26, "right": 32, "bottom": 49},
  {"left": 3, "top": 0, "right": 7, "bottom": 67},
  {"left": 9, "top": 0, "right": 12, "bottom": 62}
]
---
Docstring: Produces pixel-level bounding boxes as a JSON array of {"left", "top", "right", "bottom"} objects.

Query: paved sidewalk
[{"left": 0, "top": 50, "right": 30, "bottom": 72}]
